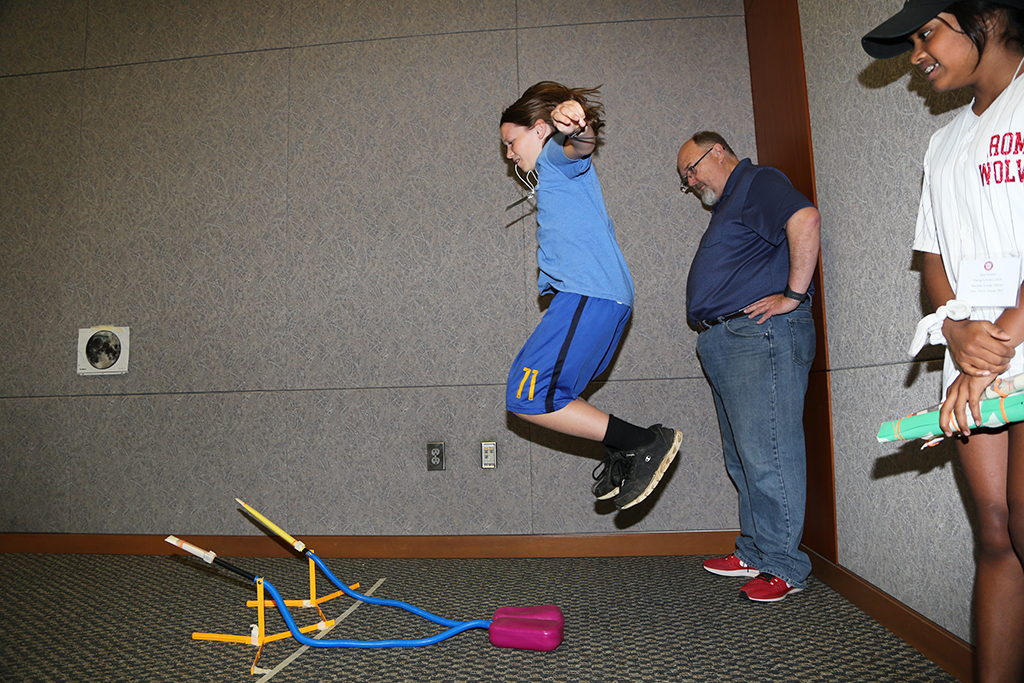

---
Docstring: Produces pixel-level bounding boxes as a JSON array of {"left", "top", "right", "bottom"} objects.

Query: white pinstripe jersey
[{"left": 913, "top": 64, "right": 1024, "bottom": 392}]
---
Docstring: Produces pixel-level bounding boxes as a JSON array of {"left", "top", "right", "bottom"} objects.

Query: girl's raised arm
[{"left": 552, "top": 100, "right": 597, "bottom": 160}]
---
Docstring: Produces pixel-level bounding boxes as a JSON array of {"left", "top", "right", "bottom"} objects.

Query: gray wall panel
[
  {"left": 286, "top": 33, "right": 522, "bottom": 390},
  {"left": 516, "top": 0, "right": 743, "bottom": 27},
  {"left": 0, "top": 398, "right": 74, "bottom": 532},
  {"left": 280, "top": 385, "right": 533, "bottom": 537},
  {"left": 66, "top": 393, "right": 294, "bottom": 535},
  {"left": 290, "top": 0, "right": 516, "bottom": 46},
  {"left": 0, "top": 0, "right": 88, "bottom": 76},
  {"left": 0, "top": 72, "right": 84, "bottom": 398},
  {"left": 800, "top": 0, "right": 968, "bottom": 372},
  {"left": 84, "top": 0, "right": 292, "bottom": 68},
  {"left": 831, "top": 364, "right": 974, "bottom": 642},
  {"left": 75, "top": 52, "right": 292, "bottom": 395},
  {"left": 800, "top": 0, "right": 977, "bottom": 643}
]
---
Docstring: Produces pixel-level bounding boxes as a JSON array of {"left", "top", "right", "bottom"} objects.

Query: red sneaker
[
  {"left": 739, "top": 573, "right": 804, "bottom": 602},
  {"left": 703, "top": 553, "right": 758, "bottom": 577}
]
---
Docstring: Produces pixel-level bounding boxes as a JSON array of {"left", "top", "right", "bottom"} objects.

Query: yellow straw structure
[{"left": 236, "top": 498, "right": 306, "bottom": 552}]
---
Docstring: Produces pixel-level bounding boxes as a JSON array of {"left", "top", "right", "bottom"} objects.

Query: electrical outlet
[
  {"left": 427, "top": 442, "right": 445, "bottom": 471},
  {"left": 481, "top": 441, "right": 496, "bottom": 469}
]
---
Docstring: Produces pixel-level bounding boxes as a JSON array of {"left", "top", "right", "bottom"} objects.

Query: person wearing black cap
[{"left": 864, "top": 3, "right": 1024, "bottom": 682}]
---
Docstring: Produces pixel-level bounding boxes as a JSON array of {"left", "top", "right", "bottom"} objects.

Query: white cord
[
  {"left": 506, "top": 166, "right": 537, "bottom": 210},
  {"left": 515, "top": 165, "right": 537, "bottom": 196}
]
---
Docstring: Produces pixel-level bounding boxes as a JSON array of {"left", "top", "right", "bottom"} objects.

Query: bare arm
[
  {"left": 745, "top": 206, "right": 821, "bottom": 323},
  {"left": 551, "top": 100, "right": 596, "bottom": 160},
  {"left": 784, "top": 206, "right": 821, "bottom": 296}
]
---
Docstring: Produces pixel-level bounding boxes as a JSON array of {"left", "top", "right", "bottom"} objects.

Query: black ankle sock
[{"left": 602, "top": 415, "right": 656, "bottom": 451}]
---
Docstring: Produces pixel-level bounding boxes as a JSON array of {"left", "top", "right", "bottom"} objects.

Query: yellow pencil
[{"left": 235, "top": 498, "right": 307, "bottom": 553}]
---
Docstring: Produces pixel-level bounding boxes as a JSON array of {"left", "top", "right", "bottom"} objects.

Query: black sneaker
[
  {"left": 612, "top": 425, "right": 682, "bottom": 510},
  {"left": 591, "top": 448, "right": 628, "bottom": 500}
]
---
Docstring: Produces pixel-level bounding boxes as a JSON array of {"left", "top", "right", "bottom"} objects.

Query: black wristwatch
[{"left": 784, "top": 285, "right": 808, "bottom": 303}]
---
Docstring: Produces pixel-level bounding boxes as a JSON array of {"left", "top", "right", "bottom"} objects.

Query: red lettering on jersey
[
  {"left": 1002, "top": 133, "right": 1015, "bottom": 155},
  {"left": 980, "top": 162, "right": 993, "bottom": 185},
  {"left": 990, "top": 132, "right": 1024, "bottom": 156},
  {"left": 992, "top": 161, "right": 1017, "bottom": 183},
  {"left": 999, "top": 133, "right": 1015, "bottom": 154},
  {"left": 1019, "top": 159, "right": 1024, "bottom": 182}
]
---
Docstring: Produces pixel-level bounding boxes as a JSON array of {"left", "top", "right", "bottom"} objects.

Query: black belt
[{"left": 695, "top": 310, "right": 747, "bottom": 332}]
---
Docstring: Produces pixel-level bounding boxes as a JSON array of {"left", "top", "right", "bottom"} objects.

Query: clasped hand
[
  {"left": 551, "top": 100, "right": 587, "bottom": 136},
  {"left": 939, "top": 318, "right": 1014, "bottom": 436}
]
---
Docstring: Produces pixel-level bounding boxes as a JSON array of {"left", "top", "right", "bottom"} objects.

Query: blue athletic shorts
[{"left": 506, "top": 292, "right": 631, "bottom": 415}]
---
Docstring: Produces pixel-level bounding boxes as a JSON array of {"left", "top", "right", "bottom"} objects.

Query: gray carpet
[{"left": 0, "top": 552, "right": 957, "bottom": 682}]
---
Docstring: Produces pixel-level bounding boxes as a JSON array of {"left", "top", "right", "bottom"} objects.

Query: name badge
[{"left": 957, "top": 257, "right": 1022, "bottom": 308}]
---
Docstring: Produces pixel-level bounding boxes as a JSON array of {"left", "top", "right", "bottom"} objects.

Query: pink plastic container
[{"left": 488, "top": 605, "right": 564, "bottom": 652}]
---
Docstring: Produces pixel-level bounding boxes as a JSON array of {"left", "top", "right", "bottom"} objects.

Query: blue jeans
[{"left": 696, "top": 301, "right": 815, "bottom": 587}]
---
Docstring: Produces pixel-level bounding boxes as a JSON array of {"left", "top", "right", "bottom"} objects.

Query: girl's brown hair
[{"left": 500, "top": 81, "right": 605, "bottom": 136}]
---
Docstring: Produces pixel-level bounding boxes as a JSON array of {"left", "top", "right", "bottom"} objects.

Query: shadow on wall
[
  {"left": 873, "top": 427, "right": 954, "bottom": 479},
  {"left": 857, "top": 53, "right": 974, "bottom": 115},
  {"left": 871, "top": 360, "right": 979, "bottom": 547},
  {"left": 875, "top": 359, "right": 952, "bottom": 483}
]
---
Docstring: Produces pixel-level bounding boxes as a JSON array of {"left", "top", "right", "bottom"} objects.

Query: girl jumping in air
[
  {"left": 499, "top": 81, "right": 682, "bottom": 510},
  {"left": 864, "top": 2, "right": 1024, "bottom": 680}
]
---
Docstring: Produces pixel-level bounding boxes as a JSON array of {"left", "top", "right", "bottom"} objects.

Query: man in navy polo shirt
[{"left": 678, "top": 131, "right": 821, "bottom": 602}]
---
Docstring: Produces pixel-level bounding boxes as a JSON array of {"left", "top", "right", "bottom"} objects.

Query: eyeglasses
[{"left": 679, "top": 145, "right": 714, "bottom": 191}]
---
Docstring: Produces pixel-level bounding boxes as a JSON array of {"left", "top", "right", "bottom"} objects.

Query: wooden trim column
[{"left": 744, "top": 0, "right": 838, "bottom": 562}]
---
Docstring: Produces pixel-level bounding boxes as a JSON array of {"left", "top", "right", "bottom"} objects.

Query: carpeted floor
[{"left": 0, "top": 552, "right": 957, "bottom": 682}]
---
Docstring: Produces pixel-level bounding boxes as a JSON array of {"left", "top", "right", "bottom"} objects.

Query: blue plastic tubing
[{"left": 258, "top": 551, "right": 492, "bottom": 648}]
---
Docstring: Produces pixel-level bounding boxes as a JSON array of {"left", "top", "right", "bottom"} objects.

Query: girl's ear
[{"left": 530, "top": 119, "right": 549, "bottom": 137}]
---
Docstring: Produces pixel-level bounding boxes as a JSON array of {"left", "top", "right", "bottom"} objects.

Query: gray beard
[{"left": 698, "top": 186, "right": 718, "bottom": 207}]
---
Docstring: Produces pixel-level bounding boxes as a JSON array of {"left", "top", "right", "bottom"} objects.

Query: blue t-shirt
[
  {"left": 686, "top": 159, "right": 815, "bottom": 323},
  {"left": 534, "top": 137, "right": 634, "bottom": 307}
]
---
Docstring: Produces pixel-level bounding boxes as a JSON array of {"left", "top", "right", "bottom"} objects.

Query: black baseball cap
[
  {"left": 862, "top": 0, "right": 957, "bottom": 58},
  {"left": 863, "top": 0, "right": 1024, "bottom": 58}
]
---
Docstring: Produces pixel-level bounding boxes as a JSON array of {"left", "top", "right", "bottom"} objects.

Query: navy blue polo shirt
[{"left": 685, "top": 159, "right": 815, "bottom": 324}]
